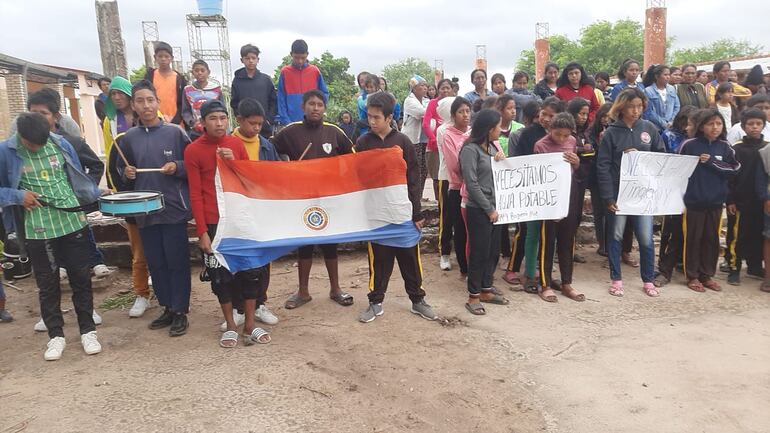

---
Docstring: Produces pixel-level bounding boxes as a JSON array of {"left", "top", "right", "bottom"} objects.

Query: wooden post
[{"left": 95, "top": 1, "right": 128, "bottom": 78}]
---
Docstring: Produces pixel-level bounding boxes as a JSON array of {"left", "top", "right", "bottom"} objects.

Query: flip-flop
[
  {"left": 622, "top": 253, "right": 640, "bottom": 268},
  {"left": 330, "top": 291, "right": 354, "bottom": 306},
  {"left": 701, "top": 279, "right": 721, "bottom": 292},
  {"left": 285, "top": 293, "right": 312, "bottom": 309},
  {"left": 687, "top": 279, "right": 705, "bottom": 293},
  {"left": 481, "top": 287, "right": 504, "bottom": 296},
  {"left": 219, "top": 330, "right": 238, "bottom": 349},
  {"left": 539, "top": 288, "right": 558, "bottom": 303},
  {"left": 550, "top": 279, "right": 562, "bottom": 291},
  {"left": 243, "top": 327, "right": 271, "bottom": 346},
  {"left": 465, "top": 302, "right": 486, "bottom": 315},
  {"left": 561, "top": 285, "right": 585, "bottom": 302},
  {"left": 480, "top": 294, "right": 510, "bottom": 305},
  {"left": 761, "top": 282, "right": 770, "bottom": 293}
]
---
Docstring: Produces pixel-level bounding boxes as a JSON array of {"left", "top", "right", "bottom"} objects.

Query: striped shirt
[{"left": 18, "top": 138, "right": 87, "bottom": 239}]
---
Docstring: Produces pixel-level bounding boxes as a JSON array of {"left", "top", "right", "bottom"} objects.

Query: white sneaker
[
  {"left": 93, "top": 310, "right": 103, "bottom": 325},
  {"left": 256, "top": 305, "right": 279, "bottom": 325},
  {"left": 219, "top": 311, "right": 245, "bottom": 332},
  {"left": 80, "top": 331, "right": 102, "bottom": 355},
  {"left": 59, "top": 268, "right": 68, "bottom": 281},
  {"left": 34, "top": 317, "right": 48, "bottom": 332},
  {"left": 44, "top": 336, "right": 66, "bottom": 361},
  {"left": 129, "top": 296, "right": 150, "bottom": 318},
  {"left": 93, "top": 264, "right": 113, "bottom": 277},
  {"left": 440, "top": 255, "right": 452, "bottom": 271}
]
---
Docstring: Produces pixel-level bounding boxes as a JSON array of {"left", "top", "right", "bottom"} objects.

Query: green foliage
[
  {"left": 670, "top": 38, "right": 763, "bottom": 66},
  {"left": 380, "top": 57, "right": 433, "bottom": 106},
  {"left": 129, "top": 65, "right": 146, "bottom": 83},
  {"left": 272, "top": 52, "right": 358, "bottom": 122},
  {"left": 516, "top": 19, "right": 644, "bottom": 78}
]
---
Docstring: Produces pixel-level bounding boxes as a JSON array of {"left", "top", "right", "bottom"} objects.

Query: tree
[
  {"left": 272, "top": 51, "right": 357, "bottom": 122},
  {"left": 380, "top": 57, "right": 433, "bottom": 106},
  {"left": 670, "top": 38, "right": 764, "bottom": 66},
  {"left": 516, "top": 20, "right": 643, "bottom": 79},
  {"left": 129, "top": 65, "right": 146, "bottom": 83}
]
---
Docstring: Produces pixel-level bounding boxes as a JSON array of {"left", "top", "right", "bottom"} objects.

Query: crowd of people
[{"left": 1, "top": 37, "right": 769, "bottom": 361}]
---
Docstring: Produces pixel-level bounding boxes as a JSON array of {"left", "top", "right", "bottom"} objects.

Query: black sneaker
[
  {"left": 149, "top": 309, "right": 174, "bottom": 330},
  {"left": 169, "top": 313, "right": 189, "bottom": 337},
  {"left": 727, "top": 271, "right": 740, "bottom": 286}
]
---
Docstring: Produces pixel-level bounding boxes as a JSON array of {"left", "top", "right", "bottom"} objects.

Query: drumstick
[
  {"left": 135, "top": 168, "right": 164, "bottom": 173},
  {"left": 111, "top": 139, "right": 131, "bottom": 168},
  {"left": 298, "top": 142, "right": 313, "bottom": 161}
]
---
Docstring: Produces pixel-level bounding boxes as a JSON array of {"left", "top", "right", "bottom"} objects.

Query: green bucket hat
[{"left": 103, "top": 76, "right": 133, "bottom": 120}]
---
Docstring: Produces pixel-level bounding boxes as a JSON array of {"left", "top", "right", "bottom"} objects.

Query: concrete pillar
[
  {"left": 644, "top": 6, "right": 667, "bottom": 70},
  {"left": 534, "top": 39, "right": 550, "bottom": 82},
  {"left": 95, "top": 0, "right": 128, "bottom": 78},
  {"left": 474, "top": 59, "right": 487, "bottom": 72},
  {"left": 433, "top": 69, "right": 443, "bottom": 86},
  {"left": 143, "top": 40, "right": 156, "bottom": 70},
  {"left": 77, "top": 73, "right": 106, "bottom": 156}
]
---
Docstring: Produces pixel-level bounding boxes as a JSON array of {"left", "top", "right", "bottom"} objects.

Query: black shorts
[
  {"left": 210, "top": 265, "right": 269, "bottom": 305},
  {"left": 297, "top": 244, "right": 338, "bottom": 260}
]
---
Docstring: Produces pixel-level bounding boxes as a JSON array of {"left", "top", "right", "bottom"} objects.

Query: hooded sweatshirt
[
  {"left": 679, "top": 136, "right": 740, "bottom": 209},
  {"left": 727, "top": 135, "right": 766, "bottom": 208},
  {"left": 230, "top": 67, "right": 277, "bottom": 122},
  {"left": 554, "top": 84, "right": 600, "bottom": 123},
  {"left": 276, "top": 62, "right": 329, "bottom": 125},
  {"left": 184, "top": 134, "right": 249, "bottom": 236},
  {"left": 435, "top": 97, "right": 455, "bottom": 181},
  {"left": 596, "top": 118, "right": 665, "bottom": 204},
  {"left": 117, "top": 120, "right": 192, "bottom": 227}
]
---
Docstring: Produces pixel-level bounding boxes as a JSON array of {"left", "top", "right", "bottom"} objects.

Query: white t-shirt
[
  {"left": 717, "top": 104, "right": 733, "bottom": 127},
  {"left": 436, "top": 123, "right": 450, "bottom": 181},
  {"left": 656, "top": 86, "right": 667, "bottom": 104}
]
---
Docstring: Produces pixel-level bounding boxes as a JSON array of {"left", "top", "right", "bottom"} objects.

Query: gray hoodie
[{"left": 459, "top": 141, "right": 499, "bottom": 214}]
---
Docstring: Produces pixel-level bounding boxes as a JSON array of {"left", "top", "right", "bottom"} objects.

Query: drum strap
[{"left": 37, "top": 199, "right": 99, "bottom": 213}]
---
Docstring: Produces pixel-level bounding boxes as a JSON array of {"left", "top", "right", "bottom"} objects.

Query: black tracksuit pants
[
  {"left": 684, "top": 208, "right": 721, "bottom": 281},
  {"left": 445, "top": 189, "right": 468, "bottom": 273},
  {"left": 657, "top": 214, "right": 684, "bottom": 280},
  {"left": 735, "top": 204, "right": 764, "bottom": 272},
  {"left": 466, "top": 206, "right": 501, "bottom": 295},
  {"left": 366, "top": 243, "right": 425, "bottom": 304}
]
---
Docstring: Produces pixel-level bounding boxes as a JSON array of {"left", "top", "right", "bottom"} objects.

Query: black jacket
[
  {"left": 230, "top": 67, "right": 277, "bottom": 122},
  {"left": 355, "top": 129, "right": 422, "bottom": 221},
  {"left": 728, "top": 135, "right": 767, "bottom": 207},
  {"left": 144, "top": 67, "right": 187, "bottom": 125},
  {"left": 533, "top": 79, "right": 556, "bottom": 100},
  {"left": 513, "top": 123, "right": 546, "bottom": 157},
  {"left": 596, "top": 118, "right": 665, "bottom": 204},
  {"left": 680, "top": 136, "right": 740, "bottom": 209}
]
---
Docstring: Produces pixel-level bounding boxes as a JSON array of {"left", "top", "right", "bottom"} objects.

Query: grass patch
[{"left": 100, "top": 292, "right": 137, "bottom": 311}]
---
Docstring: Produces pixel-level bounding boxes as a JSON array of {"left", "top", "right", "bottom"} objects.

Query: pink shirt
[
  {"left": 441, "top": 125, "right": 469, "bottom": 190},
  {"left": 534, "top": 134, "right": 578, "bottom": 172}
]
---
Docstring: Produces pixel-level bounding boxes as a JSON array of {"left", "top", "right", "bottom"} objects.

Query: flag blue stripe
[{"left": 216, "top": 221, "right": 420, "bottom": 272}]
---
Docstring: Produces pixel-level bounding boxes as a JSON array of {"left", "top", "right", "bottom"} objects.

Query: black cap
[{"left": 200, "top": 99, "right": 228, "bottom": 120}]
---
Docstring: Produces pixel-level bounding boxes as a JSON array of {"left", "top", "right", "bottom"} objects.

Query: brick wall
[{"left": 4, "top": 74, "right": 27, "bottom": 122}]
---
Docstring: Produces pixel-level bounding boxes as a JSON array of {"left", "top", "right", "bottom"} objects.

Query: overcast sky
[{"left": 1, "top": 0, "right": 769, "bottom": 94}]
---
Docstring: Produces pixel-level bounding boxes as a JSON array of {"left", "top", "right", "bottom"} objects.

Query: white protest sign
[
  {"left": 492, "top": 153, "right": 572, "bottom": 224},
  {"left": 616, "top": 151, "right": 699, "bottom": 215}
]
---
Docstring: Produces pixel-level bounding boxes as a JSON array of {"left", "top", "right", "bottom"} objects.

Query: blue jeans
[
  {"left": 607, "top": 213, "right": 655, "bottom": 283},
  {"left": 139, "top": 223, "right": 191, "bottom": 314}
]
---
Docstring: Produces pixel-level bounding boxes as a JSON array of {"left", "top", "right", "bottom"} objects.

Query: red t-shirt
[{"left": 184, "top": 134, "right": 249, "bottom": 236}]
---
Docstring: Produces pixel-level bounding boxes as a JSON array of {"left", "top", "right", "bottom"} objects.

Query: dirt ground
[{"left": 1, "top": 244, "right": 769, "bottom": 433}]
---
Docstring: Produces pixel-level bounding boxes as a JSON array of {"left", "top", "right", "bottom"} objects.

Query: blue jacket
[
  {"left": 116, "top": 121, "right": 192, "bottom": 227},
  {"left": 608, "top": 81, "right": 639, "bottom": 102},
  {"left": 257, "top": 135, "right": 280, "bottom": 161},
  {"left": 679, "top": 137, "right": 740, "bottom": 209},
  {"left": 0, "top": 133, "right": 84, "bottom": 232},
  {"left": 643, "top": 84, "right": 680, "bottom": 131},
  {"left": 276, "top": 62, "right": 329, "bottom": 125},
  {"left": 661, "top": 128, "right": 687, "bottom": 154}
]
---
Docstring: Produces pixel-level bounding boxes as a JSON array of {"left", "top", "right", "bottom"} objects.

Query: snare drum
[{"left": 99, "top": 191, "right": 165, "bottom": 217}]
